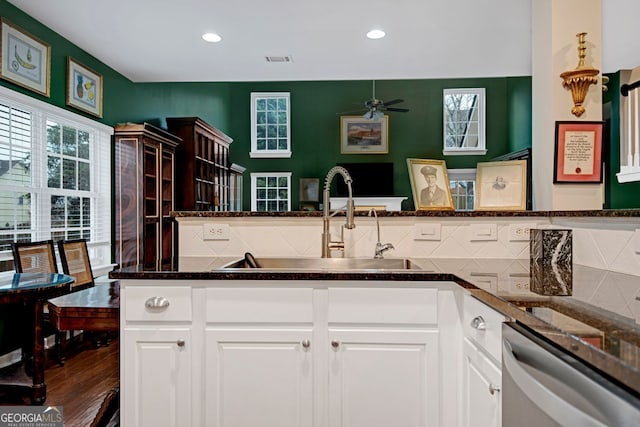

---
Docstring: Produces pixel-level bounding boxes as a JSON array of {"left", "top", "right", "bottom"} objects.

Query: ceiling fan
[{"left": 338, "top": 80, "right": 409, "bottom": 120}]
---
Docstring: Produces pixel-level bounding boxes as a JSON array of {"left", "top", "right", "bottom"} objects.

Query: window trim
[
  {"left": 442, "top": 88, "right": 487, "bottom": 156},
  {"left": 0, "top": 85, "right": 113, "bottom": 276},
  {"left": 250, "top": 172, "right": 292, "bottom": 211},
  {"left": 250, "top": 92, "right": 292, "bottom": 158}
]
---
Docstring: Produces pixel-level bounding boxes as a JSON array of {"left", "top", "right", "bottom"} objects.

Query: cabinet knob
[
  {"left": 331, "top": 340, "right": 340, "bottom": 349},
  {"left": 145, "top": 296, "right": 170, "bottom": 309},
  {"left": 489, "top": 383, "right": 500, "bottom": 395},
  {"left": 470, "top": 316, "right": 486, "bottom": 331},
  {"left": 177, "top": 339, "right": 185, "bottom": 348},
  {"left": 301, "top": 339, "right": 311, "bottom": 349}
]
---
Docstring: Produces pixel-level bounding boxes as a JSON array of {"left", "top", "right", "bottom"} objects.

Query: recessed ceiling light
[
  {"left": 366, "top": 29, "right": 386, "bottom": 40},
  {"left": 202, "top": 32, "right": 222, "bottom": 43}
]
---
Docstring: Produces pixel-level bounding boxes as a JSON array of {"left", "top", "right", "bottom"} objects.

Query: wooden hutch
[
  {"left": 166, "top": 117, "right": 234, "bottom": 211},
  {"left": 113, "top": 123, "right": 181, "bottom": 268}
]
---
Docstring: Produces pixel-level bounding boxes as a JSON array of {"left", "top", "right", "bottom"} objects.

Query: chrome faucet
[
  {"left": 368, "top": 208, "right": 394, "bottom": 259},
  {"left": 322, "top": 166, "right": 356, "bottom": 258}
]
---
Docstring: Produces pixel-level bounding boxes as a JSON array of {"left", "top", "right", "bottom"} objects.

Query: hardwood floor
[{"left": 44, "top": 336, "right": 119, "bottom": 426}]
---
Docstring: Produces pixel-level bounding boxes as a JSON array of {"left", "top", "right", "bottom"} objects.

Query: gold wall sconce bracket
[{"left": 560, "top": 32, "right": 600, "bottom": 117}]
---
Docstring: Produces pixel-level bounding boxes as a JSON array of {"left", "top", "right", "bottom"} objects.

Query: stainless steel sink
[{"left": 222, "top": 256, "right": 422, "bottom": 271}]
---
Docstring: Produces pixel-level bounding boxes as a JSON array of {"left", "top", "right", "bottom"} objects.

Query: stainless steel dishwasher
[{"left": 502, "top": 323, "right": 640, "bottom": 427}]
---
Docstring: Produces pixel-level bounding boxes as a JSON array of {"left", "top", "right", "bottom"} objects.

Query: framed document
[
  {"left": 476, "top": 160, "right": 527, "bottom": 211},
  {"left": 554, "top": 121, "right": 604, "bottom": 183}
]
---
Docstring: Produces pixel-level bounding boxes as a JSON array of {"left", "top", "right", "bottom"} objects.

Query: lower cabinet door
[
  {"left": 328, "top": 329, "right": 440, "bottom": 427},
  {"left": 462, "top": 338, "right": 502, "bottom": 427},
  {"left": 205, "top": 328, "right": 314, "bottom": 427},
  {"left": 122, "top": 328, "right": 192, "bottom": 427}
]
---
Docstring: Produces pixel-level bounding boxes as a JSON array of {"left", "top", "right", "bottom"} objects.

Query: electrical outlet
[
  {"left": 509, "top": 274, "right": 530, "bottom": 294},
  {"left": 509, "top": 223, "right": 536, "bottom": 241},
  {"left": 203, "top": 223, "right": 230, "bottom": 240},
  {"left": 470, "top": 223, "right": 497, "bottom": 241},
  {"left": 413, "top": 223, "right": 441, "bottom": 241}
]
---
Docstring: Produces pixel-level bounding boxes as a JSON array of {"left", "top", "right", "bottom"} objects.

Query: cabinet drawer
[
  {"left": 328, "top": 288, "right": 438, "bottom": 324},
  {"left": 124, "top": 286, "right": 192, "bottom": 322},
  {"left": 463, "top": 294, "right": 506, "bottom": 364},
  {"left": 206, "top": 288, "right": 313, "bottom": 323}
]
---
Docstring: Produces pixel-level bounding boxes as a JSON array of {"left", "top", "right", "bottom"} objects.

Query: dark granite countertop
[
  {"left": 171, "top": 209, "right": 640, "bottom": 218},
  {"left": 110, "top": 258, "right": 640, "bottom": 396}
]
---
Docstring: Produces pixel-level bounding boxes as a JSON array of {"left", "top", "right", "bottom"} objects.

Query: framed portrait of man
[{"left": 407, "top": 158, "right": 454, "bottom": 210}]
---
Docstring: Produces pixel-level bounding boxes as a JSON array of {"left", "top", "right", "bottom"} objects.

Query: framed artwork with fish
[
  {"left": 66, "top": 57, "right": 103, "bottom": 117},
  {"left": 0, "top": 18, "right": 51, "bottom": 97},
  {"left": 475, "top": 160, "right": 527, "bottom": 211}
]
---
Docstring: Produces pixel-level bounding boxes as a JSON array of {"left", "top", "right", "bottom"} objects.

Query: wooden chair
[
  {"left": 11, "top": 240, "right": 65, "bottom": 364},
  {"left": 11, "top": 240, "right": 58, "bottom": 274},
  {"left": 57, "top": 239, "right": 112, "bottom": 348},
  {"left": 57, "top": 239, "right": 95, "bottom": 291}
]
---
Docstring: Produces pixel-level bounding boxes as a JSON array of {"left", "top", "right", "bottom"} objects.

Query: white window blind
[{"left": 0, "top": 86, "right": 112, "bottom": 274}]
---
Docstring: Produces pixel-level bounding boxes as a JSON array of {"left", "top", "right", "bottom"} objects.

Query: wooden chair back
[
  {"left": 11, "top": 240, "right": 58, "bottom": 273},
  {"left": 57, "top": 239, "right": 95, "bottom": 290}
]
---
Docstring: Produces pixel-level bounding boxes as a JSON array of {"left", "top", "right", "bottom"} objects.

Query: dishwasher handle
[{"left": 503, "top": 338, "right": 608, "bottom": 427}]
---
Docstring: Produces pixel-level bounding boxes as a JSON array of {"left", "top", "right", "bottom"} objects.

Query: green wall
[
  {"left": 603, "top": 72, "right": 640, "bottom": 208},
  {"left": 229, "top": 78, "right": 532, "bottom": 210}
]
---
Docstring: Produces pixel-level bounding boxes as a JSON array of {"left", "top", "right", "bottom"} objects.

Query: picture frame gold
[
  {"left": 340, "top": 115, "right": 389, "bottom": 154},
  {"left": 0, "top": 18, "right": 51, "bottom": 97},
  {"left": 407, "top": 158, "right": 454, "bottom": 210},
  {"left": 66, "top": 57, "right": 103, "bottom": 118},
  {"left": 475, "top": 160, "right": 527, "bottom": 211}
]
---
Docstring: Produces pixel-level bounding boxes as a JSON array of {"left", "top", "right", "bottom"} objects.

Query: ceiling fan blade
[
  {"left": 382, "top": 98, "right": 404, "bottom": 106},
  {"left": 336, "top": 109, "right": 368, "bottom": 115},
  {"left": 384, "top": 107, "right": 410, "bottom": 112}
]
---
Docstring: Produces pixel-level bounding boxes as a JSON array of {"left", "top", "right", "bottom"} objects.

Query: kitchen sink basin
[{"left": 222, "top": 256, "right": 422, "bottom": 271}]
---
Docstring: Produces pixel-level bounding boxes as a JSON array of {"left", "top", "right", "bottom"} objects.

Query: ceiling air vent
[{"left": 265, "top": 55, "right": 293, "bottom": 63}]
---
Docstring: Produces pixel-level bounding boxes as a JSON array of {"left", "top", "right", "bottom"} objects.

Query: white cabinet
[
  {"left": 204, "top": 287, "right": 315, "bottom": 427},
  {"left": 328, "top": 329, "right": 439, "bottom": 427},
  {"left": 205, "top": 328, "right": 314, "bottom": 427},
  {"left": 462, "top": 338, "right": 501, "bottom": 427},
  {"left": 461, "top": 294, "right": 506, "bottom": 427},
  {"left": 202, "top": 286, "right": 439, "bottom": 427},
  {"left": 122, "top": 328, "right": 192, "bottom": 427},
  {"left": 119, "top": 280, "right": 503, "bottom": 427},
  {"left": 120, "top": 283, "right": 193, "bottom": 427},
  {"left": 327, "top": 287, "right": 440, "bottom": 427}
]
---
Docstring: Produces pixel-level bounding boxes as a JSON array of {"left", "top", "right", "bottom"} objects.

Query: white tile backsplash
[{"left": 176, "top": 215, "right": 640, "bottom": 277}]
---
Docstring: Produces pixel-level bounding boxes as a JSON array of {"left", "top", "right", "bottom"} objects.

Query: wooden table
[
  {"left": 48, "top": 282, "right": 120, "bottom": 332},
  {"left": 0, "top": 273, "right": 74, "bottom": 404}
]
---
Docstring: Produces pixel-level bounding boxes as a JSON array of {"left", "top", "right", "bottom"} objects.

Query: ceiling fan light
[
  {"left": 366, "top": 29, "right": 386, "bottom": 40},
  {"left": 364, "top": 110, "right": 384, "bottom": 120}
]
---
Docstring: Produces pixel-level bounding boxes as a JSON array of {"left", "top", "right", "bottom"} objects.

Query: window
[
  {"left": 250, "top": 92, "right": 291, "bottom": 158},
  {"left": 443, "top": 88, "right": 486, "bottom": 155},
  {"left": 250, "top": 172, "right": 291, "bottom": 211},
  {"left": 447, "top": 169, "right": 476, "bottom": 211},
  {"left": 0, "top": 86, "right": 112, "bottom": 274}
]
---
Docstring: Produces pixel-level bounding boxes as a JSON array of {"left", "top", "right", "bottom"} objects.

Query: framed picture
[
  {"left": 553, "top": 121, "right": 603, "bottom": 183},
  {"left": 407, "top": 158, "right": 454, "bottom": 210},
  {"left": 66, "top": 57, "right": 103, "bottom": 118},
  {"left": 0, "top": 18, "right": 51, "bottom": 97},
  {"left": 299, "top": 178, "right": 320, "bottom": 202},
  {"left": 476, "top": 160, "right": 527, "bottom": 211},
  {"left": 340, "top": 115, "right": 389, "bottom": 154}
]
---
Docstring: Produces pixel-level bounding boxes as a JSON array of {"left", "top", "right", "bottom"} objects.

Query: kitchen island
[{"left": 111, "top": 258, "right": 640, "bottom": 426}]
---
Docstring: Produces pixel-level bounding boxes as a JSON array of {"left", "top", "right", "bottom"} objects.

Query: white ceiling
[{"left": 7, "top": 0, "right": 640, "bottom": 83}]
